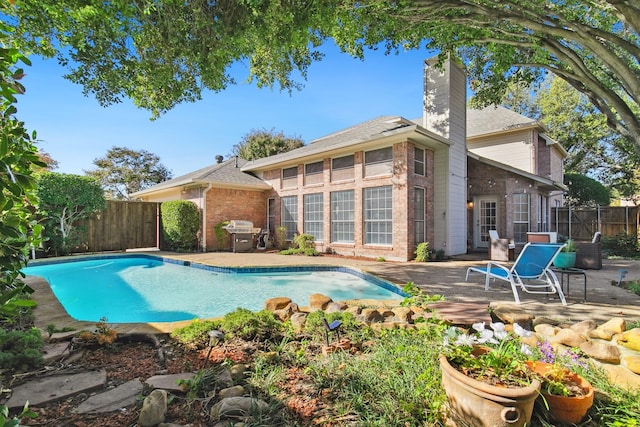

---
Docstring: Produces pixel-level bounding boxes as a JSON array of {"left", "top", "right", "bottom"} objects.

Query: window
[
  {"left": 282, "top": 166, "right": 298, "bottom": 189},
  {"left": 304, "top": 193, "right": 323, "bottom": 241},
  {"left": 331, "top": 190, "right": 354, "bottom": 243},
  {"left": 414, "top": 147, "right": 425, "bottom": 176},
  {"left": 414, "top": 187, "right": 425, "bottom": 244},
  {"left": 513, "top": 193, "right": 530, "bottom": 244},
  {"left": 304, "top": 161, "right": 323, "bottom": 186},
  {"left": 364, "top": 147, "right": 393, "bottom": 177},
  {"left": 331, "top": 155, "right": 354, "bottom": 182},
  {"left": 267, "top": 198, "right": 276, "bottom": 232},
  {"left": 364, "top": 186, "right": 393, "bottom": 245},
  {"left": 281, "top": 196, "right": 298, "bottom": 240},
  {"left": 538, "top": 195, "right": 549, "bottom": 232}
]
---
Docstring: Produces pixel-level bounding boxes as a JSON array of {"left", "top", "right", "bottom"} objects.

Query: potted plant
[
  {"left": 553, "top": 238, "right": 577, "bottom": 269},
  {"left": 439, "top": 322, "right": 541, "bottom": 427},
  {"left": 526, "top": 341, "right": 594, "bottom": 424}
]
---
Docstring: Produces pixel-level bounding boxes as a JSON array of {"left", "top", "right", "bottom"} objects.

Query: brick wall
[{"left": 204, "top": 187, "right": 267, "bottom": 251}]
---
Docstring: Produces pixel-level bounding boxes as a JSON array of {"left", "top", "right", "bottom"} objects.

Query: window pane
[
  {"left": 364, "top": 147, "right": 392, "bottom": 164},
  {"left": 364, "top": 147, "right": 393, "bottom": 177},
  {"left": 364, "top": 186, "right": 393, "bottom": 245},
  {"left": 281, "top": 196, "right": 298, "bottom": 240},
  {"left": 332, "top": 155, "right": 354, "bottom": 170},
  {"left": 282, "top": 166, "right": 298, "bottom": 189},
  {"left": 414, "top": 147, "right": 425, "bottom": 176},
  {"left": 414, "top": 187, "right": 425, "bottom": 243},
  {"left": 513, "top": 193, "right": 529, "bottom": 244},
  {"left": 305, "top": 161, "right": 323, "bottom": 175},
  {"left": 331, "top": 155, "right": 354, "bottom": 182},
  {"left": 304, "top": 193, "right": 323, "bottom": 242},
  {"left": 267, "top": 198, "right": 276, "bottom": 232},
  {"left": 331, "top": 190, "right": 354, "bottom": 243}
]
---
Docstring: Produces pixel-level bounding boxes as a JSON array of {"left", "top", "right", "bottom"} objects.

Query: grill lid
[{"left": 223, "top": 220, "right": 261, "bottom": 234}]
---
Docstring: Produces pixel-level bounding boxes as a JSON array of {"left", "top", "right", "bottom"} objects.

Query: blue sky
[{"left": 16, "top": 43, "right": 435, "bottom": 178}]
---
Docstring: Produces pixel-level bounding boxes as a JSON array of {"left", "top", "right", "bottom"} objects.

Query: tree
[
  {"left": 85, "top": 146, "right": 172, "bottom": 200},
  {"left": 230, "top": 128, "right": 304, "bottom": 161},
  {"left": 564, "top": 173, "right": 611, "bottom": 207},
  {"left": 0, "top": 21, "right": 43, "bottom": 317},
  {"left": 35, "top": 150, "right": 58, "bottom": 172},
  {"left": 36, "top": 172, "right": 106, "bottom": 255},
  {"left": 3, "top": 1, "right": 638, "bottom": 156}
]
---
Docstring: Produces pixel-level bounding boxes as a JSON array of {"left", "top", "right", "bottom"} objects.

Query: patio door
[{"left": 474, "top": 196, "right": 498, "bottom": 249}]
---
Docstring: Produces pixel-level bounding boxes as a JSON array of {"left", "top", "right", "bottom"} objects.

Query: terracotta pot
[
  {"left": 526, "top": 361, "right": 594, "bottom": 424},
  {"left": 439, "top": 355, "right": 541, "bottom": 427}
]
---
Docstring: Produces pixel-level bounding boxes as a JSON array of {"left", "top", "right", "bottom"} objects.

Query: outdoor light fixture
[
  {"left": 322, "top": 318, "right": 342, "bottom": 346},
  {"left": 203, "top": 329, "right": 225, "bottom": 368}
]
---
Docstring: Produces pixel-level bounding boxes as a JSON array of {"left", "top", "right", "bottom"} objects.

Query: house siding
[{"left": 468, "top": 130, "right": 535, "bottom": 174}]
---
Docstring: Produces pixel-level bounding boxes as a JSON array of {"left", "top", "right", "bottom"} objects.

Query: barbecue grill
[{"left": 222, "top": 220, "right": 261, "bottom": 252}]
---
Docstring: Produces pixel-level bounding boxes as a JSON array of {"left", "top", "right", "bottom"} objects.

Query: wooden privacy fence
[
  {"left": 552, "top": 206, "right": 640, "bottom": 240},
  {"left": 82, "top": 200, "right": 161, "bottom": 252}
]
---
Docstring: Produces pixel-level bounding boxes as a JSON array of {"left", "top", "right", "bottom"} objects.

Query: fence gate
[{"left": 552, "top": 206, "right": 639, "bottom": 240}]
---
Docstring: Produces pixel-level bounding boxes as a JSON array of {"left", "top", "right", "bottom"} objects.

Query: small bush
[
  {"left": 161, "top": 200, "right": 200, "bottom": 251},
  {"left": 602, "top": 232, "right": 640, "bottom": 258},
  {"left": 414, "top": 242, "right": 430, "bottom": 262},
  {"left": 275, "top": 226, "right": 288, "bottom": 250},
  {"left": 220, "top": 308, "right": 285, "bottom": 343},
  {"left": 171, "top": 319, "right": 222, "bottom": 350},
  {"left": 0, "top": 327, "right": 43, "bottom": 372},
  {"left": 214, "top": 220, "right": 230, "bottom": 251}
]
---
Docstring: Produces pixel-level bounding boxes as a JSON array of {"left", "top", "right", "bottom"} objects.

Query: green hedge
[{"left": 161, "top": 200, "right": 200, "bottom": 251}]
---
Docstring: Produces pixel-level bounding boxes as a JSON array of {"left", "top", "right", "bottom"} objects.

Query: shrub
[
  {"left": 601, "top": 232, "right": 640, "bottom": 258},
  {"left": 0, "top": 327, "right": 43, "bottom": 372},
  {"left": 213, "top": 220, "right": 230, "bottom": 251},
  {"left": 414, "top": 242, "right": 430, "bottom": 262},
  {"left": 220, "top": 308, "right": 284, "bottom": 342},
  {"left": 161, "top": 200, "right": 200, "bottom": 251},
  {"left": 292, "top": 234, "right": 315, "bottom": 250},
  {"left": 275, "top": 226, "right": 288, "bottom": 250},
  {"left": 171, "top": 319, "right": 222, "bottom": 350}
]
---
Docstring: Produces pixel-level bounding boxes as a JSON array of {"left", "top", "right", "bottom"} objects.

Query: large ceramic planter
[
  {"left": 526, "top": 361, "right": 594, "bottom": 424},
  {"left": 439, "top": 355, "right": 541, "bottom": 427},
  {"left": 553, "top": 252, "right": 576, "bottom": 269}
]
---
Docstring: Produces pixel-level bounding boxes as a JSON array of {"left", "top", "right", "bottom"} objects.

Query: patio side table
[{"left": 551, "top": 267, "right": 587, "bottom": 302}]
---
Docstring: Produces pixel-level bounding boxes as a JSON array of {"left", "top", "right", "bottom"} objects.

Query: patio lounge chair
[{"left": 465, "top": 242, "right": 567, "bottom": 306}]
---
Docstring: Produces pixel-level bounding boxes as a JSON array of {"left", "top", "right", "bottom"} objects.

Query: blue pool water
[{"left": 22, "top": 256, "right": 404, "bottom": 323}]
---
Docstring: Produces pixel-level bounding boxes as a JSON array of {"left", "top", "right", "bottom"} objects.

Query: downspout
[{"left": 201, "top": 183, "right": 213, "bottom": 252}]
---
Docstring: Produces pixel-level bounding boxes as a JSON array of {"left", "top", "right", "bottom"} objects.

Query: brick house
[{"left": 132, "top": 57, "right": 565, "bottom": 260}]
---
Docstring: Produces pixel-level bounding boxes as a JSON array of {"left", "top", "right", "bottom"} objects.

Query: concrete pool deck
[{"left": 25, "top": 250, "right": 640, "bottom": 335}]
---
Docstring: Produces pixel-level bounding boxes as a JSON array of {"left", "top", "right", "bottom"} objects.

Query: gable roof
[
  {"left": 131, "top": 157, "right": 271, "bottom": 197},
  {"left": 242, "top": 115, "right": 449, "bottom": 171},
  {"left": 467, "top": 105, "right": 541, "bottom": 137}
]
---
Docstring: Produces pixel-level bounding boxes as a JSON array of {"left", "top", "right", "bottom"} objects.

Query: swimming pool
[{"left": 22, "top": 255, "right": 404, "bottom": 323}]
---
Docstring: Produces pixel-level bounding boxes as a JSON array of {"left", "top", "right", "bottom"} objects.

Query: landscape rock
[
  {"left": 48, "top": 330, "right": 78, "bottom": 342},
  {"left": 597, "top": 363, "right": 640, "bottom": 391},
  {"left": 589, "top": 328, "right": 617, "bottom": 340},
  {"left": 392, "top": 307, "right": 412, "bottom": 322},
  {"left": 616, "top": 328, "right": 640, "bottom": 351},
  {"left": 209, "top": 396, "right": 269, "bottom": 420},
  {"left": 622, "top": 355, "right": 640, "bottom": 375},
  {"left": 264, "top": 297, "right": 292, "bottom": 312},
  {"left": 359, "top": 308, "right": 384, "bottom": 323},
  {"left": 325, "top": 301, "right": 348, "bottom": 313},
  {"left": 229, "top": 364, "right": 249, "bottom": 382},
  {"left": 74, "top": 379, "right": 144, "bottom": 414},
  {"left": 4, "top": 369, "right": 107, "bottom": 409},
  {"left": 290, "top": 312, "right": 307, "bottom": 333},
  {"left": 580, "top": 341, "right": 622, "bottom": 364},
  {"left": 570, "top": 319, "right": 597, "bottom": 336},
  {"left": 491, "top": 305, "right": 533, "bottom": 330},
  {"left": 145, "top": 373, "right": 194, "bottom": 393},
  {"left": 599, "top": 317, "right": 626, "bottom": 334},
  {"left": 42, "top": 341, "right": 72, "bottom": 364},
  {"left": 549, "top": 328, "right": 587, "bottom": 348},
  {"left": 309, "top": 293, "right": 333, "bottom": 310},
  {"left": 219, "top": 385, "right": 246, "bottom": 399},
  {"left": 138, "top": 389, "right": 168, "bottom": 427},
  {"left": 534, "top": 323, "right": 560, "bottom": 337}
]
